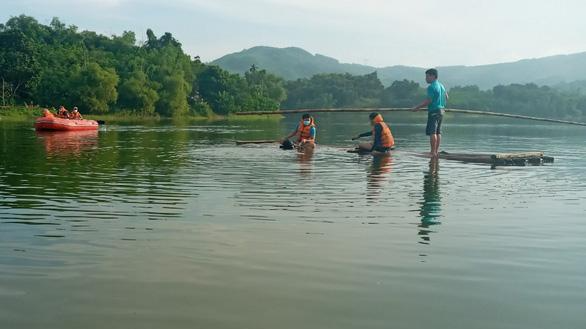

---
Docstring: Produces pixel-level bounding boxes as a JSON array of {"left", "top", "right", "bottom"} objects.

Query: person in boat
[
  {"left": 281, "top": 113, "right": 317, "bottom": 151},
  {"left": 57, "top": 106, "right": 69, "bottom": 118},
  {"left": 69, "top": 107, "right": 83, "bottom": 120},
  {"left": 411, "top": 68, "right": 448, "bottom": 157},
  {"left": 352, "top": 112, "right": 395, "bottom": 154},
  {"left": 42, "top": 108, "right": 55, "bottom": 118}
]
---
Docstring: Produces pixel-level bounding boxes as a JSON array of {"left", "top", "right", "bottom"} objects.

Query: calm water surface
[{"left": 1, "top": 113, "right": 585, "bottom": 329}]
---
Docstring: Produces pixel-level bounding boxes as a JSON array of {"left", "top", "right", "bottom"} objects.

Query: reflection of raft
[
  {"left": 347, "top": 147, "right": 394, "bottom": 155},
  {"left": 35, "top": 117, "right": 99, "bottom": 131},
  {"left": 437, "top": 151, "right": 554, "bottom": 166},
  {"left": 36, "top": 130, "right": 99, "bottom": 156}
]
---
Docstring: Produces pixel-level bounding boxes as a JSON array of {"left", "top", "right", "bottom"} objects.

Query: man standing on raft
[
  {"left": 282, "top": 113, "right": 317, "bottom": 151},
  {"left": 411, "top": 69, "right": 448, "bottom": 157},
  {"left": 352, "top": 112, "right": 395, "bottom": 154}
]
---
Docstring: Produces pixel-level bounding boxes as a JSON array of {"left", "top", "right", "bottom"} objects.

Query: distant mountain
[
  {"left": 211, "top": 46, "right": 586, "bottom": 89},
  {"left": 211, "top": 46, "right": 376, "bottom": 81}
]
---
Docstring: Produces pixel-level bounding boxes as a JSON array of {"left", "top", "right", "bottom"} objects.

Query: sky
[{"left": 2, "top": 0, "right": 586, "bottom": 68}]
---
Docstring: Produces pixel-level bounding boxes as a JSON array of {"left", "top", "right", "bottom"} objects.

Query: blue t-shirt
[
  {"left": 427, "top": 80, "right": 447, "bottom": 112},
  {"left": 309, "top": 126, "right": 316, "bottom": 138}
]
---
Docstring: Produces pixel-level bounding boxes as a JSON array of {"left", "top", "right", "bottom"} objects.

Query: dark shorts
[{"left": 426, "top": 111, "right": 444, "bottom": 136}]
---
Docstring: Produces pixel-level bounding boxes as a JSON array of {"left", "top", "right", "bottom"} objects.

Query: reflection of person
[
  {"left": 352, "top": 112, "right": 395, "bottom": 155},
  {"left": 411, "top": 69, "right": 448, "bottom": 157},
  {"left": 418, "top": 158, "right": 441, "bottom": 245},
  {"left": 296, "top": 146, "right": 314, "bottom": 178},
  {"left": 366, "top": 154, "right": 393, "bottom": 200},
  {"left": 282, "top": 113, "right": 316, "bottom": 152}
]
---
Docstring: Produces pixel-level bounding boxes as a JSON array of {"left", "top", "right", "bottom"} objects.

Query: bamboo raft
[
  {"left": 235, "top": 140, "right": 279, "bottom": 145},
  {"left": 435, "top": 151, "right": 554, "bottom": 166}
]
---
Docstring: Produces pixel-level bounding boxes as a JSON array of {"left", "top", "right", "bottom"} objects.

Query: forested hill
[
  {"left": 2, "top": 15, "right": 585, "bottom": 120},
  {"left": 0, "top": 15, "right": 288, "bottom": 116},
  {"left": 212, "top": 46, "right": 377, "bottom": 81},
  {"left": 212, "top": 46, "right": 586, "bottom": 89}
]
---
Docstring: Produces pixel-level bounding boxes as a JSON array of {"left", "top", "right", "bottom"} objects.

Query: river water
[{"left": 1, "top": 113, "right": 585, "bottom": 329}]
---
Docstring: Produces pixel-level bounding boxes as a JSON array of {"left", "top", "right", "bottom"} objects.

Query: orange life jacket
[
  {"left": 372, "top": 114, "right": 394, "bottom": 148},
  {"left": 42, "top": 109, "right": 54, "bottom": 118},
  {"left": 296, "top": 117, "right": 316, "bottom": 142}
]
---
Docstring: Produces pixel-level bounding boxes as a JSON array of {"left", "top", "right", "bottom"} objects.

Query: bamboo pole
[
  {"left": 235, "top": 140, "right": 279, "bottom": 145},
  {"left": 235, "top": 107, "right": 586, "bottom": 126}
]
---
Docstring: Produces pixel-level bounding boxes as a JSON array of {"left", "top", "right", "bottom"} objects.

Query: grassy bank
[
  {"left": 0, "top": 106, "right": 44, "bottom": 120},
  {"left": 0, "top": 106, "right": 283, "bottom": 123}
]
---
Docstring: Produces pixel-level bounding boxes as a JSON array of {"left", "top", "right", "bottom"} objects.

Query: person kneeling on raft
[
  {"left": 352, "top": 112, "right": 395, "bottom": 153},
  {"left": 281, "top": 113, "right": 317, "bottom": 150}
]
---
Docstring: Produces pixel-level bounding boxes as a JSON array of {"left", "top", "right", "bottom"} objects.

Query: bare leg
[
  {"left": 435, "top": 134, "right": 441, "bottom": 156},
  {"left": 429, "top": 135, "right": 436, "bottom": 156},
  {"left": 359, "top": 142, "right": 373, "bottom": 151},
  {"left": 298, "top": 141, "right": 315, "bottom": 152}
]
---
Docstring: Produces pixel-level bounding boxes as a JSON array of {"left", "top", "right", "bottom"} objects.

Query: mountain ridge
[{"left": 211, "top": 46, "right": 586, "bottom": 89}]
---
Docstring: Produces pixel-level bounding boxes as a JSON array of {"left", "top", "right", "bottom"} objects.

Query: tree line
[
  {"left": 0, "top": 15, "right": 286, "bottom": 116},
  {"left": 1, "top": 15, "right": 585, "bottom": 120},
  {"left": 283, "top": 74, "right": 586, "bottom": 119}
]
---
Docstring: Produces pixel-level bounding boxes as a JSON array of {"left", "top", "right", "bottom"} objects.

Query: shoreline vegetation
[
  {"left": 1, "top": 15, "right": 585, "bottom": 122},
  {"left": 0, "top": 106, "right": 283, "bottom": 123},
  {"left": 0, "top": 15, "right": 287, "bottom": 119}
]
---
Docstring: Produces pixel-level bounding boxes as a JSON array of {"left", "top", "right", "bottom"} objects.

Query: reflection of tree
[
  {"left": 366, "top": 154, "right": 393, "bottom": 201},
  {"left": 0, "top": 126, "right": 193, "bottom": 219},
  {"left": 418, "top": 158, "right": 441, "bottom": 245}
]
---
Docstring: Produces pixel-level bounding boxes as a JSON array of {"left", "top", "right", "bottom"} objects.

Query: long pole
[{"left": 235, "top": 107, "right": 586, "bottom": 127}]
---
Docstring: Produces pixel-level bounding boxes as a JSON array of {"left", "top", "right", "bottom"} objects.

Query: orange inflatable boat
[{"left": 34, "top": 112, "right": 99, "bottom": 131}]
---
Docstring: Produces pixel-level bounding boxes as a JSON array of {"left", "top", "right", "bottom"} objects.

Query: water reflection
[
  {"left": 418, "top": 158, "right": 441, "bottom": 245},
  {"left": 366, "top": 154, "right": 393, "bottom": 201},
  {"left": 296, "top": 149, "right": 314, "bottom": 178},
  {"left": 36, "top": 130, "right": 99, "bottom": 156}
]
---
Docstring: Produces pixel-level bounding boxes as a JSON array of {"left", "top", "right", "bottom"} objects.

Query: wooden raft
[
  {"left": 438, "top": 151, "right": 554, "bottom": 166},
  {"left": 235, "top": 140, "right": 279, "bottom": 145}
]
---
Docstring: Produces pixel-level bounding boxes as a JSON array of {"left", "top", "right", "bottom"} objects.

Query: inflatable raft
[{"left": 34, "top": 117, "right": 99, "bottom": 131}]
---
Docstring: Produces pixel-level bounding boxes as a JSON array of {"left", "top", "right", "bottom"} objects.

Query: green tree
[
  {"left": 0, "top": 29, "right": 40, "bottom": 103},
  {"left": 156, "top": 70, "right": 190, "bottom": 116},
  {"left": 244, "top": 66, "right": 286, "bottom": 112},
  {"left": 117, "top": 69, "right": 160, "bottom": 113},
  {"left": 380, "top": 79, "right": 425, "bottom": 107},
  {"left": 71, "top": 62, "right": 119, "bottom": 113}
]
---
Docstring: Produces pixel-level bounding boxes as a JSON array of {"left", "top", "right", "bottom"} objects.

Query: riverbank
[{"left": 0, "top": 106, "right": 283, "bottom": 123}]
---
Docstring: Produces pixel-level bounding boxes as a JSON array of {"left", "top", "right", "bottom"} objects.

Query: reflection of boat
[
  {"left": 36, "top": 130, "right": 99, "bottom": 155},
  {"left": 35, "top": 117, "right": 99, "bottom": 131}
]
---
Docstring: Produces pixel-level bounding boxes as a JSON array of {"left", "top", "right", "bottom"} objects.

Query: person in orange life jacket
[
  {"left": 352, "top": 112, "right": 395, "bottom": 154},
  {"left": 69, "top": 107, "right": 83, "bottom": 120},
  {"left": 42, "top": 108, "right": 55, "bottom": 118},
  {"left": 57, "top": 106, "right": 69, "bottom": 118},
  {"left": 282, "top": 113, "right": 316, "bottom": 150}
]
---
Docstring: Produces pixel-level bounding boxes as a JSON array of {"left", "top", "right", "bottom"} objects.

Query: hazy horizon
[{"left": 2, "top": 0, "right": 586, "bottom": 67}]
